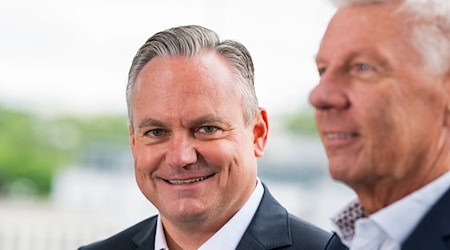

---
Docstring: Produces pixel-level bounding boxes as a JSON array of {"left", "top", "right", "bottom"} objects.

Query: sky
[{"left": 0, "top": 0, "right": 336, "bottom": 116}]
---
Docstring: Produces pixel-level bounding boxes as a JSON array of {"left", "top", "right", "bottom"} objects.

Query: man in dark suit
[
  {"left": 79, "top": 25, "right": 331, "bottom": 250},
  {"left": 79, "top": 183, "right": 329, "bottom": 250},
  {"left": 309, "top": 0, "right": 450, "bottom": 249}
]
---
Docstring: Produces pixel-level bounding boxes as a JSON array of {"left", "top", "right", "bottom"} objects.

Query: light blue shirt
[{"left": 155, "top": 178, "right": 264, "bottom": 250}]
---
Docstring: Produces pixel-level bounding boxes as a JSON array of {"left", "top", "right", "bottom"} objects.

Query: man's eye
[
  {"left": 146, "top": 129, "right": 166, "bottom": 137},
  {"left": 194, "top": 126, "right": 224, "bottom": 140},
  {"left": 357, "top": 63, "right": 372, "bottom": 72},
  {"left": 198, "top": 126, "right": 218, "bottom": 133},
  {"left": 317, "top": 66, "right": 326, "bottom": 76}
]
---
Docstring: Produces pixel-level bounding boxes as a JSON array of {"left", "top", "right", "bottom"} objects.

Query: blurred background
[{"left": 0, "top": 0, "right": 355, "bottom": 249}]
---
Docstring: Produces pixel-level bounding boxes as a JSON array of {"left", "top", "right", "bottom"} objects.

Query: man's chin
[
  {"left": 163, "top": 205, "right": 210, "bottom": 224},
  {"left": 328, "top": 162, "right": 354, "bottom": 183}
]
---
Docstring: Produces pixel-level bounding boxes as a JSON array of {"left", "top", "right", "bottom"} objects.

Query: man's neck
[
  {"left": 161, "top": 215, "right": 227, "bottom": 250},
  {"left": 163, "top": 226, "right": 213, "bottom": 250},
  {"left": 355, "top": 165, "right": 450, "bottom": 214},
  {"left": 355, "top": 135, "right": 450, "bottom": 214}
]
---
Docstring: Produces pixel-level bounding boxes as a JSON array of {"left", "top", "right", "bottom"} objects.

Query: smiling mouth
[
  {"left": 325, "top": 133, "right": 357, "bottom": 139},
  {"left": 164, "top": 174, "right": 215, "bottom": 185}
]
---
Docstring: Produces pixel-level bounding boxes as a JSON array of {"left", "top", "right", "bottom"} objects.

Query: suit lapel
[
  {"left": 133, "top": 216, "right": 157, "bottom": 250},
  {"left": 236, "top": 183, "right": 292, "bottom": 249},
  {"left": 325, "top": 233, "right": 348, "bottom": 250},
  {"left": 402, "top": 186, "right": 450, "bottom": 250}
]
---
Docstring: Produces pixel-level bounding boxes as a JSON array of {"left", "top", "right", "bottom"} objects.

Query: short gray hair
[
  {"left": 126, "top": 25, "right": 258, "bottom": 126},
  {"left": 329, "top": 0, "right": 450, "bottom": 76}
]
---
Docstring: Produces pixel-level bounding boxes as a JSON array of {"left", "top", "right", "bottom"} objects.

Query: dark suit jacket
[
  {"left": 79, "top": 183, "right": 331, "bottom": 250},
  {"left": 402, "top": 186, "right": 450, "bottom": 249},
  {"left": 326, "top": 186, "right": 450, "bottom": 250},
  {"left": 324, "top": 233, "right": 347, "bottom": 250}
]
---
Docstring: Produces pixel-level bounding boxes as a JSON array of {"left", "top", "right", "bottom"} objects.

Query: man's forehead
[
  {"left": 319, "top": 3, "right": 412, "bottom": 56},
  {"left": 337, "top": 3, "right": 401, "bottom": 25}
]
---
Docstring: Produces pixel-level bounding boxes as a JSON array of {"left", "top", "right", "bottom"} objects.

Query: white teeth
[
  {"left": 167, "top": 175, "right": 210, "bottom": 185},
  {"left": 326, "top": 133, "right": 354, "bottom": 139}
]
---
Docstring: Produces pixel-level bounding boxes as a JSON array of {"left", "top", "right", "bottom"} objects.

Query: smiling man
[
  {"left": 309, "top": 0, "right": 450, "bottom": 249},
  {"left": 79, "top": 25, "right": 330, "bottom": 250}
]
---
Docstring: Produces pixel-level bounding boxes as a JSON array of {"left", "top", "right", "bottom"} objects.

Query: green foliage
[
  {"left": 0, "top": 108, "right": 53, "bottom": 194},
  {"left": 285, "top": 109, "right": 319, "bottom": 135},
  {"left": 0, "top": 106, "right": 129, "bottom": 195}
]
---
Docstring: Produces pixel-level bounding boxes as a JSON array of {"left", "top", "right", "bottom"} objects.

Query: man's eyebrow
[
  {"left": 188, "top": 116, "right": 228, "bottom": 127},
  {"left": 138, "top": 118, "right": 166, "bottom": 130}
]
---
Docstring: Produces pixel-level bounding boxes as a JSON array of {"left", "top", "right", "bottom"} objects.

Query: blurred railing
[
  {"left": 0, "top": 221, "right": 104, "bottom": 250},
  {"left": 0, "top": 200, "right": 132, "bottom": 250}
]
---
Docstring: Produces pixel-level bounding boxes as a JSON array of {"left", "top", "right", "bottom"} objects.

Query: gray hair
[
  {"left": 126, "top": 25, "right": 258, "bottom": 127},
  {"left": 329, "top": 0, "right": 450, "bottom": 76}
]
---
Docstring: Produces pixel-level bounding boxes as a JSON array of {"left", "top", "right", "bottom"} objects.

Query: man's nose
[
  {"left": 165, "top": 134, "right": 198, "bottom": 168},
  {"left": 309, "top": 74, "right": 350, "bottom": 110}
]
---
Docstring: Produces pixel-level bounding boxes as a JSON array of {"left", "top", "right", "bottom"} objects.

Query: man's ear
[{"left": 253, "top": 108, "right": 269, "bottom": 157}]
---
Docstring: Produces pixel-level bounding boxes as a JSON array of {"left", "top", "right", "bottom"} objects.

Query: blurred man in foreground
[
  {"left": 79, "top": 25, "right": 331, "bottom": 250},
  {"left": 310, "top": 0, "right": 450, "bottom": 249}
]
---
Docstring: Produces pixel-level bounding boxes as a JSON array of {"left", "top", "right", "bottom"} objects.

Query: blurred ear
[{"left": 253, "top": 108, "right": 269, "bottom": 157}]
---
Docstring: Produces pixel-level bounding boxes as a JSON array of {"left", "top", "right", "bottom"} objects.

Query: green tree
[
  {"left": 285, "top": 109, "right": 318, "bottom": 135},
  {"left": 0, "top": 106, "right": 129, "bottom": 195}
]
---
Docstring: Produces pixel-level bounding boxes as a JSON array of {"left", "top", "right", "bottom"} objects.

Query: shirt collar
[
  {"left": 372, "top": 170, "right": 450, "bottom": 244},
  {"left": 155, "top": 216, "right": 168, "bottom": 250},
  {"left": 330, "top": 198, "right": 367, "bottom": 246},
  {"left": 155, "top": 178, "right": 264, "bottom": 250},
  {"left": 331, "top": 170, "right": 450, "bottom": 246}
]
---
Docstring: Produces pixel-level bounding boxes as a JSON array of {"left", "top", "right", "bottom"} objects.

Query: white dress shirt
[
  {"left": 332, "top": 170, "right": 450, "bottom": 250},
  {"left": 155, "top": 178, "right": 264, "bottom": 250}
]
